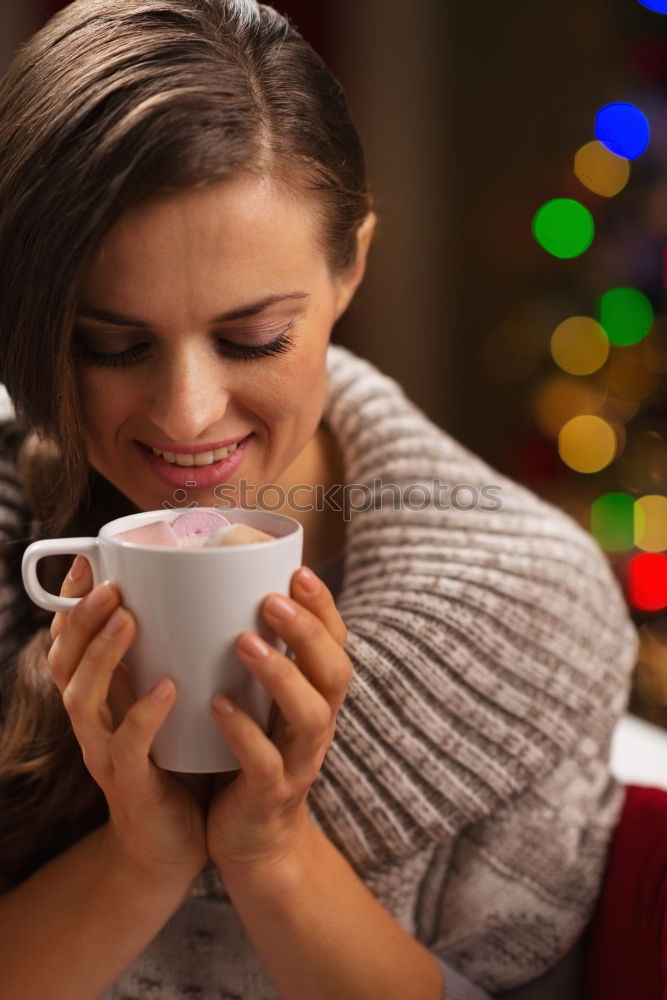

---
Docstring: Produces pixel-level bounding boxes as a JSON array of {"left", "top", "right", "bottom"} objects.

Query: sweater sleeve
[
  {"left": 311, "top": 494, "right": 637, "bottom": 990},
  {"left": 318, "top": 344, "right": 638, "bottom": 840},
  {"left": 316, "top": 489, "right": 638, "bottom": 851},
  {"left": 312, "top": 348, "right": 639, "bottom": 991}
]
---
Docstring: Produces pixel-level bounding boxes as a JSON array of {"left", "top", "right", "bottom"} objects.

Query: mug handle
[{"left": 21, "top": 538, "right": 103, "bottom": 612}]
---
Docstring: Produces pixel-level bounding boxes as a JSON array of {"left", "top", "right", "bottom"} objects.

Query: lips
[
  {"left": 139, "top": 435, "right": 248, "bottom": 455},
  {"left": 135, "top": 432, "right": 254, "bottom": 489}
]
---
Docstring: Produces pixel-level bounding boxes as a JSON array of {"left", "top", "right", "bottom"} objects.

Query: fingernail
[
  {"left": 102, "top": 608, "right": 126, "bottom": 637},
  {"left": 238, "top": 632, "right": 270, "bottom": 658},
  {"left": 68, "top": 556, "right": 84, "bottom": 581},
  {"left": 265, "top": 594, "right": 296, "bottom": 620},
  {"left": 151, "top": 678, "right": 174, "bottom": 701},
  {"left": 298, "top": 566, "right": 319, "bottom": 594},
  {"left": 213, "top": 695, "right": 235, "bottom": 716},
  {"left": 89, "top": 581, "right": 114, "bottom": 610}
]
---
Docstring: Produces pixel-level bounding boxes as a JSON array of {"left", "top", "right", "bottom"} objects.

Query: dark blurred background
[{"left": 3, "top": 0, "right": 667, "bottom": 726}]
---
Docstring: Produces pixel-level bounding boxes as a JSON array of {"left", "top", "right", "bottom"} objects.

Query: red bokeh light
[{"left": 628, "top": 553, "right": 667, "bottom": 611}]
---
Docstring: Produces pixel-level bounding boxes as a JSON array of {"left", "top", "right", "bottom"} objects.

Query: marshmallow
[
  {"left": 115, "top": 511, "right": 273, "bottom": 549},
  {"left": 204, "top": 523, "right": 274, "bottom": 546},
  {"left": 171, "top": 510, "right": 231, "bottom": 538},
  {"left": 115, "top": 521, "right": 180, "bottom": 547}
]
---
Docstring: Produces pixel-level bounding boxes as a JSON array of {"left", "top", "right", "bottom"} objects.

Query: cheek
[
  {"left": 249, "top": 366, "right": 307, "bottom": 415},
  {"left": 240, "top": 377, "right": 314, "bottom": 429}
]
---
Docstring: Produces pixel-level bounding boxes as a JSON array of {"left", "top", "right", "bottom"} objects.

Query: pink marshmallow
[
  {"left": 115, "top": 521, "right": 180, "bottom": 547},
  {"left": 171, "top": 510, "right": 231, "bottom": 538},
  {"left": 114, "top": 512, "right": 272, "bottom": 549}
]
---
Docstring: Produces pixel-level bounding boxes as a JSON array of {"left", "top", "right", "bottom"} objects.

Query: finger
[
  {"left": 259, "top": 594, "right": 354, "bottom": 713},
  {"left": 108, "top": 679, "right": 177, "bottom": 789},
  {"left": 50, "top": 555, "right": 93, "bottom": 640},
  {"left": 63, "top": 605, "right": 137, "bottom": 743},
  {"left": 66, "top": 620, "right": 174, "bottom": 786},
  {"left": 290, "top": 566, "right": 348, "bottom": 647},
  {"left": 211, "top": 695, "right": 286, "bottom": 805},
  {"left": 48, "top": 580, "right": 121, "bottom": 693},
  {"left": 235, "top": 634, "right": 333, "bottom": 754}
]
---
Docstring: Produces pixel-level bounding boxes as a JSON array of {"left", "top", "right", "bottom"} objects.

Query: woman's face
[{"left": 74, "top": 175, "right": 372, "bottom": 514}]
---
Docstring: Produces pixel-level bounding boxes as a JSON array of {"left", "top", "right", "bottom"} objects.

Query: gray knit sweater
[{"left": 0, "top": 343, "right": 638, "bottom": 998}]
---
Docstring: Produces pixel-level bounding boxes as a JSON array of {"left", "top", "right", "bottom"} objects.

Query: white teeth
[
  {"left": 213, "top": 442, "right": 240, "bottom": 460},
  {"left": 150, "top": 441, "right": 240, "bottom": 466}
]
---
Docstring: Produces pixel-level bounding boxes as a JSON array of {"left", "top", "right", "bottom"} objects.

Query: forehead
[{"left": 82, "top": 174, "right": 327, "bottom": 309}]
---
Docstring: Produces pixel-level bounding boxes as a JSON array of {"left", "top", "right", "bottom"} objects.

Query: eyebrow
[{"left": 76, "top": 292, "right": 310, "bottom": 327}]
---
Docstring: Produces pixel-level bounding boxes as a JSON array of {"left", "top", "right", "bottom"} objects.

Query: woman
[{"left": 0, "top": 2, "right": 638, "bottom": 998}]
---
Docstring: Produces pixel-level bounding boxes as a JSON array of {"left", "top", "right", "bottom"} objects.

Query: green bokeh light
[
  {"left": 532, "top": 198, "right": 595, "bottom": 259},
  {"left": 591, "top": 492, "right": 635, "bottom": 552},
  {"left": 598, "top": 286, "right": 654, "bottom": 346}
]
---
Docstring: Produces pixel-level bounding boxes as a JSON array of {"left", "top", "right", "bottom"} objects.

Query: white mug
[{"left": 21, "top": 507, "right": 303, "bottom": 772}]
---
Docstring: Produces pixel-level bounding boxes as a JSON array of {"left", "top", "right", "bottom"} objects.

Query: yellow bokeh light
[
  {"left": 635, "top": 495, "right": 667, "bottom": 552},
  {"left": 532, "top": 374, "right": 606, "bottom": 439},
  {"left": 550, "top": 316, "right": 610, "bottom": 375},
  {"left": 574, "top": 140, "right": 630, "bottom": 198},
  {"left": 558, "top": 414, "right": 617, "bottom": 473}
]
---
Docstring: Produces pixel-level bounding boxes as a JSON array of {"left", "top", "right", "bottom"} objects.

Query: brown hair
[{"left": 0, "top": 0, "right": 373, "bottom": 890}]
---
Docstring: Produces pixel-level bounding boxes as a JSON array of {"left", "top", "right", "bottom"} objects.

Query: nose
[{"left": 145, "top": 345, "right": 231, "bottom": 444}]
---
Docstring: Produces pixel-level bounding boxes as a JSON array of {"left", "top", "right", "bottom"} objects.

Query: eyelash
[{"left": 72, "top": 329, "right": 295, "bottom": 368}]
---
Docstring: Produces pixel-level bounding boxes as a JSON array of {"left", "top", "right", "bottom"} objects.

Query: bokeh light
[
  {"left": 574, "top": 141, "right": 631, "bottom": 197},
  {"left": 550, "top": 316, "right": 610, "bottom": 374},
  {"left": 635, "top": 495, "right": 667, "bottom": 552},
  {"left": 532, "top": 199, "right": 595, "bottom": 259},
  {"left": 637, "top": 0, "right": 667, "bottom": 14},
  {"left": 591, "top": 492, "right": 635, "bottom": 551},
  {"left": 599, "top": 286, "right": 654, "bottom": 345},
  {"left": 595, "top": 102, "right": 651, "bottom": 160},
  {"left": 628, "top": 553, "right": 667, "bottom": 611},
  {"left": 558, "top": 414, "right": 618, "bottom": 473},
  {"left": 532, "top": 374, "right": 606, "bottom": 438}
]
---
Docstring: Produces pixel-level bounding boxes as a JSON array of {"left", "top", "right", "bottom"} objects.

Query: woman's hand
[
  {"left": 48, "top": 556, "right": 209, "bottom": 891},
  {"left": 206, "top": 566, "right": 352, "bottom": 877}
]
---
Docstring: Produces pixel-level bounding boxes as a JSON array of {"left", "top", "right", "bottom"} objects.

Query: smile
[
  {"left": 135, "top": 433, "right": 254, "bottom": 489},
  {"left": 150, "top": 441, "right": 241, "bottom": 466}
]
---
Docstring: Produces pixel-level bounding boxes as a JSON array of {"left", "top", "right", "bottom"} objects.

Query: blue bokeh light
[
  {"left": 637, "top": 0, "right": 667, "bottom": 13},
  {"left": 595, "top": 103, "right": 651, "bottom": 160}
]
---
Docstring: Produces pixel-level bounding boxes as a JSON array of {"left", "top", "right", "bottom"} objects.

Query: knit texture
[{"left": 0, "top": 343, "right": 638, "bottom": 997}]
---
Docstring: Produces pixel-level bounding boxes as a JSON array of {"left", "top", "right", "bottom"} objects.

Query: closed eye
[{"left": 72, "top": 326, "right": 296, "bottom": 368}]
